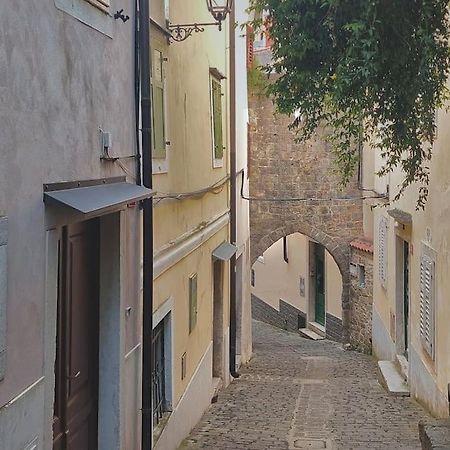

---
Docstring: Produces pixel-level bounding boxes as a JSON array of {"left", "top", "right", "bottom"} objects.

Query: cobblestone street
[{"left": 181, "top": 321, "right": 429, "bottom": 450}]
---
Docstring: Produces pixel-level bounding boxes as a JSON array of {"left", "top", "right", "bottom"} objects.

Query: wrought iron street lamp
[
  {"left": 168, "top": 0, "right": 233, "bottom": 42},
  {"left": 206, "top": 0, "right": 233, "bottom": 25}
]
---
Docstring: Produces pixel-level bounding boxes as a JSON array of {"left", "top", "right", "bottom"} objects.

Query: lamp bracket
[{"left": 168, "top": 22, "right": 221, "bottom": 42}]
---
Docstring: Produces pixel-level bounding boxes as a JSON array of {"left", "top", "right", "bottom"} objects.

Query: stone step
[
  {"left": 299, "top": 328, "right": 325, "bottom": 341},
  {"left": 377, "top": 360, "right": 410, "bottom": 397},
  {"left": 308, "top": 321, "right": 326, "bottom": 337},
  {"left": 395, "top": 354, "right": 409, "bottom": 381},
  {"left": 419, "top": 419, "right": 450, "bottom": 450}
]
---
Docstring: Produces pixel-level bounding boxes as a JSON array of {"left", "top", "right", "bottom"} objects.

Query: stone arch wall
[{"left": 249, "top": 93, "right": 364, "bottom": 343}]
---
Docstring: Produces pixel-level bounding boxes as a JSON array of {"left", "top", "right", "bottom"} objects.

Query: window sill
[
  {"left": 152, "top": 159, "right": 168, "bottom": 174},
  {"left": 213, "top": 159, "right": 224, "bottom": 169},
  {"left": 54, "top": 0, "right": 114, "bottom": 38}
]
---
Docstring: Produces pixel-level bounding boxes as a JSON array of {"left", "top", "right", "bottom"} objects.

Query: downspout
[
  {"left": 134, "top": 0, "right": 142, "bottom": 185},
  {"left": 229, "top": 1, "right": 240, "bottom": 379},
  {"left": 139, "top": 0, "right": 154, "bottom": 447}
]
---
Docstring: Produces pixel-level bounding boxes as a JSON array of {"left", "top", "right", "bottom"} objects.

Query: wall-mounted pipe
[
  {"left": 139, "top": 0, "right": 154, "bottom": 447},
  {"left": 229, "top": 0, "right": 240, "bottom": 379}
]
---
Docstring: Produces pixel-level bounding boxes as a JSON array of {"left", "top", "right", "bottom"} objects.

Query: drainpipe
[
  {"left": 229, "top": 1, "right": 240, "bottom": 379},
  {"left": 134, "top": 0, "right": 142, "bottom": 185},
  {"left": 139, "top": 0, "right": 154, "bottom": 447}
]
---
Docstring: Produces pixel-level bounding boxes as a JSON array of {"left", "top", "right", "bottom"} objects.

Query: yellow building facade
[{"left": 150, "top": 1, "right": 252, "bottom": 448}]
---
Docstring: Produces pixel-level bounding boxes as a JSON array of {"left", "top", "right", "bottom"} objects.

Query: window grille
[{"left": 152, "top": 320, "right": 166, "bottom": 426}]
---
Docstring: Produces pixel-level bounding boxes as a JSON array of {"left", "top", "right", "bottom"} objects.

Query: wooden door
[
  {"left": 403, "top": 240, "right": 410, "bottom": 358},
  {"left": 212, "top": 260, "right": 224, "bottom": 378},
  {"left": 314, "top": 244, "right": 326, "bottom": 326},
  {"left": 53, "top": 220, "right": 100, "bottom": 450}
]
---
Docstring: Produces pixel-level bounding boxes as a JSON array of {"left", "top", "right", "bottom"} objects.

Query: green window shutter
[
  {"left": 212, "top": 79, "right": 223, "bottom": 160},
  {"left": 189, "top": 274, "right": 198, "bottom": 333},
  {"left": 152, "top": 49, "right": 166, "bottom": 159}
]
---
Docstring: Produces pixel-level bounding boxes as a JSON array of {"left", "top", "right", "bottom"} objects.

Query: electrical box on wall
[{"left": 102, "top": 131, "right": 112, "bottom": 153}]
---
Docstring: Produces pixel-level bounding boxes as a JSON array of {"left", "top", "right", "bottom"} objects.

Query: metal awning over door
[{"left": 44, "top": 176, "right": 154, "bottom": 218}]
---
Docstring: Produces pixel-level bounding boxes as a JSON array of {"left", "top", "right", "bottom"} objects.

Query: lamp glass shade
[{"left": 206, "top": 0, "right": 232, "bottom": 22}]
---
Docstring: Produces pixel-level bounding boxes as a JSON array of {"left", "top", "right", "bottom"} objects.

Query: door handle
[{"left": 66, "top": 370, "right": 81, "bottom": 380}]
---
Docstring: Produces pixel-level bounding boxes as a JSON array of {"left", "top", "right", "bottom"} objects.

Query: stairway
[{"left": 377, "top": 354, "right": 410, "bottom": 396}]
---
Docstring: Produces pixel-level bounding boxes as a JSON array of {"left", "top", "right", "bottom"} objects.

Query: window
[
  {"left": 378, "top": 217, "right": 388, "bottom": 288},
  {"left": 358, "top": 265, "right": 366, "bottom": 288},
  {"left": 55, "top": 0, "right": 113, "bottom": 37},
  {"left": 283, "top": 236, "right": 289, "bottom": 263},
  {"left": 181, "top": 352, "right": 187, "bottom": 380},
  {"left": 152, "top": 319, "right": 167, "bottom": 426},
  {"left": 210, "top": 76, "right": 224, "bottom": 166},
  {"left": 152, "top": 48, "right": 166, "bottom": 161},
  {"left": 189, "top": 274, "right": 198, "bottom": 333},
  {"left": 150, "top": 0, "right": 170, "bottom": 26},
  {"left": 85, "top": 0, "right": 110, "bottom": 12},
  {"left": 420, "top": 253, "right": 435, "bottom": 358}
]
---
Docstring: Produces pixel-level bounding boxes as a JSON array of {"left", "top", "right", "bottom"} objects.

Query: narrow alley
[{"left": 181, "top": 321, "right": 429, "bottom": 450}]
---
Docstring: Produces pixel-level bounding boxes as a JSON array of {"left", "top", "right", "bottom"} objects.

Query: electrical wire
[
  {"left": 238, "top": 169, "right": 386, "bottom": 203},
  {"left": 153, "top": 175, "right": 230, "bottom": 204},
  {"left": 116, "top": 159, "right": 137, "bottom": 181}
]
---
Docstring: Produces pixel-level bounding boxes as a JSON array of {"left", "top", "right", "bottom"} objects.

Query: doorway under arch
[{"left": 251, "top": 227, "right": 350, "bottom": 342}]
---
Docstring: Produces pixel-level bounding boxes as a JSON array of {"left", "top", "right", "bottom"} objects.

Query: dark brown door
[{"left": 53, "top": 220, "right": 100, "bottom": 450}]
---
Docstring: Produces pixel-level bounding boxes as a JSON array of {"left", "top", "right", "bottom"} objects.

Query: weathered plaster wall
[
  {"left": 252, "top": 233, "right": 309, "bottom": 312},
  {"left": 0, "top": 0, "right": 142, "bottom": 446}
]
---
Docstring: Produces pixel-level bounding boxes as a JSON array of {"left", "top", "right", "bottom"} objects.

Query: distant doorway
[
  {"left": 396, "top": 237, "right": 410, "bottom": 359},
  {"left": 313, "top": 244, "right": 326, "bottom": 326},
  {"left": 212, "top": 260, "right": 224, "bottom": 378},
  {"left": 53, "top": 220, "right": 99, "bottom": 450}
]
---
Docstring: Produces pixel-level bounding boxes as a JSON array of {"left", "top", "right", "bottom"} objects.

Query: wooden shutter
[
  {"left": 152, "top": 49, "right": 166, "bottom": 159},
  {"left": 420, "top": 255, "right": 435, "bottom": 357},
  {"left": 85, "top": 0, "right": 110, "bottom": 12},
  {"left": 189, "top": 274, "right": 198, "bottom": 333},
  {"left": 212, "top": 79, "right": 223, "bottom": 160},
  {"left": 378, "top": 217, "right": 387, "bottom": 287}
]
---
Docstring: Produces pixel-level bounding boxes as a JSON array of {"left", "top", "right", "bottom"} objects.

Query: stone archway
[
  {"left": 248, "top": 93, "right": 365, "bottom": 343},
  {"left": 251, "top": 222, "right": 351, "bottom": 342}
]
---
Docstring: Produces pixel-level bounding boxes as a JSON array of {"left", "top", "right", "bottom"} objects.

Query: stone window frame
[{"left": 54, "top": 0, "right": 115, "bottom": 38}]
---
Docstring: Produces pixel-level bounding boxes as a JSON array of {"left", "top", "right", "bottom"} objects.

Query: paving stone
[{"left": 180, "top": 320, "right": 430, "bottom": 450}]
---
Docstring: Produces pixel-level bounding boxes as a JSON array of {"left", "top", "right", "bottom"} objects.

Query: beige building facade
[
  {"left": 369, "top": 104, "right": 450, "bottom": 417},
  {"left": 252, "top": 233, "right": 343, "bottom": 340}
]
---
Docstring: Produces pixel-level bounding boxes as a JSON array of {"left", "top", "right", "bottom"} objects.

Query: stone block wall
[
  {"left": 326, "top": 313, "right": 343, "bottom": 342},
  {"left": 348, "top": 240, "right": 374, "bottom": 354},
  {"left": 251, "top": 294, "right": 307, "bottom": 333},
  {"left": 248, "top": 91, "right": 365, "bottom": 342}
]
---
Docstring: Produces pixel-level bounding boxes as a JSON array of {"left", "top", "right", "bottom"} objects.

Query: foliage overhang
[{"left": 250, "top": 0, "right": 450, "bottom": 208}]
